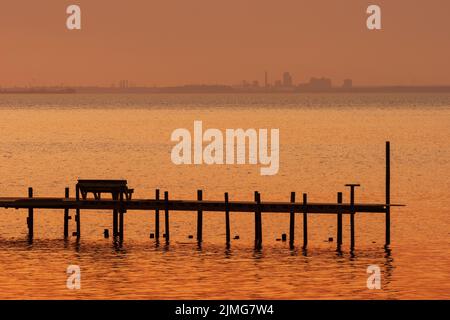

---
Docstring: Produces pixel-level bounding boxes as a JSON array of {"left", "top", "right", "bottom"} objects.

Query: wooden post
[
  {"left": 386, "top": 141, "right": 391, "bottom": 247},
  {"left": 289, "top": 192, "right": 296, "bottom": 248},
  {"left": 337, "top": 192, "right": 343, "bottom": 249},
  {"left": 302, "top": 193, "right": 308, "bottom": 249},
  {"left": 155, "top": 189, "right": 160, "bottom": 239},
  {"left": 64, "top": 187, "right": 70, "bottom": 238},
  {"left": 197, "top": 190, "right": 203, "bottom": 243},
  {"left": 254, "top": 192, "right": 262, "bottom": 249},
  {"left": 119, "top": 191, "right": 124, "bottom": 240},
  {"left": 345, "top": 184, "right": 360, "bottom": 251},
  {"left": 27, "top": 187, "right": 34, "bottom": 239},
  {"left": 225, "top": 192, "right": 230, "bottom": 245},
  {"left": 350, "top": 191, "right": 355, "bottom": 250},
  {"left": 112, "top": 192, "right": 118, "bottom": 237},
  {"left": 164, "top": 191, "right": 169, "bottom": 243},
  {"left": 254, "top": 191, "right": 258, "bottom": 244},
  {"left": 258, "top": 192, "right": 262, "bottom": 248},
  {"left": 75, "top": 186, "right": 81, "bottom": 238}
]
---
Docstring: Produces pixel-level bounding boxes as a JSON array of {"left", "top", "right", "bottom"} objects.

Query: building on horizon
[
  {"left": 343, "top": 79, "right": 353, "bottom": 89},
  {"left": 299, "top": 77, "right": 332, "bottom": 91},
  {"left": 119, "top": 80, "right": 129, "bottom": 89},
  {"left": 283, "top": 72, "right": 293, "bottom": 87}
]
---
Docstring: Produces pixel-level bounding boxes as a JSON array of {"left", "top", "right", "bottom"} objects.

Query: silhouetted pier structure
[{"left": 0, "top": 142, "right": 402, "bottom": 251}]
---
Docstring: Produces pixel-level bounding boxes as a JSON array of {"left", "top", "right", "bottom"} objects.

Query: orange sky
[{"left": 1, "top": 0, "right": 449, "bottom": 87}]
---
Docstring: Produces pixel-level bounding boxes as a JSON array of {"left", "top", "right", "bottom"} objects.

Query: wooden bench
[{"left": 76, "top": 179, "right": 134, "bottom": 201}]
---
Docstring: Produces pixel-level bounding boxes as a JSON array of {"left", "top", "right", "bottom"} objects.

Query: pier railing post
[
  {"left": 224, "top": 192, "right": 230, "bottom": 246},
  {"left": 345, "top": 184, "right": 360, "bottom": 251},
  {"left": 164, "top": 191, "right": 170, "bottom": 243},
  {"left": 64, "top": 187, "right": 70, "bottom": 238},
  {"left": 289, "top": 192, "right": 296, "bottom": 248},
  {"left": 337, "top": 192, "right": 343, "bottom": 250},
  {"left": 385, "top": 141, "right": 391, "bottom": 247},
  {"left": 302, "top": 193, "right": 308, "bottom": 249},
  {"left": 197, "top": 190, "right": 203, "bottom": 243},
  {"left": 27, "top": 187, "right": 34, "bottom": 240},
  {"left": 155, "top": 189, "right": 160, "bottom": 240}
]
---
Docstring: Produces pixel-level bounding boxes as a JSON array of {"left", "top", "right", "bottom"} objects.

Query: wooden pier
[{"left": 0, "top": 142, "right": 403, "bottom": 251}]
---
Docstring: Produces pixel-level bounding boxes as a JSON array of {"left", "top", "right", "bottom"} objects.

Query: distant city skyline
[{"left": 3, "top": 70, "right": 450, "bottom": 89}]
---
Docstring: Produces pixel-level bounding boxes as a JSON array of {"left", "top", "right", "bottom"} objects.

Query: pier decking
[{"left": 0, "top": 142, "right": 403, "bottom": 251}]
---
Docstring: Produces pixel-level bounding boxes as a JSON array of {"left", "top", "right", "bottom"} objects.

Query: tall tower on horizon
[{"left": 264, "top": 71, "right": 268, "bottom": 87}]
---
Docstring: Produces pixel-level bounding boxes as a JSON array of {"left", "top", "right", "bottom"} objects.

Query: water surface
[{"left": 0, "top": 93, "right": 449, "bottom": 299}]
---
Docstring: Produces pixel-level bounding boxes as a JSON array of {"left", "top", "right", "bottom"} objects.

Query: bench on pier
[{"left": 76, "top": 179, "right": 134, "bottom": 201}]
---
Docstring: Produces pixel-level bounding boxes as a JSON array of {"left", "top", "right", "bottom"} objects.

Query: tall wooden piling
[
  {"left": 385, "top": 141, "right": 391, "bottom": 247},
  {"left": 303, "top": 193, "right": 308, "bottom": 248},
  {"left": 27, "top": 187, "right": 34, "bottom": 239},
  {"left": 155, "top": 189, "right": 160, "bottom": 239},
  {"left": 289, "top": 192, "right": 296, "bottom": 248},
  {"left": 197, "top": 190, "right": 203, "bottom": 243},
  {"left": 64, "top": 187, "right": 70, "bottom": 238},
  {"left": 224, "top": 192, "right": 230, "bottom": 245},
  {"left": 337, "top": 192, "right": 343, "bottom": 249},
  {"left": 75, "top": 186, "right": 80, "bottom": 238},
  {"left": 255, "top": 191, "right": 262, "bottom": 249},
  {"left": 164, "top": 191, "right": 169, "bottom": 243}
]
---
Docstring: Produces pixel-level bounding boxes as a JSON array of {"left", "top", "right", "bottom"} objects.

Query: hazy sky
[{"left": 1, "top": 0, "right": 449, "bottom": 87}]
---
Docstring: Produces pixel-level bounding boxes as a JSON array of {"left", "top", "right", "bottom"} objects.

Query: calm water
[{"left": 0, "top": 93, "right": 449, "bottom": 299}]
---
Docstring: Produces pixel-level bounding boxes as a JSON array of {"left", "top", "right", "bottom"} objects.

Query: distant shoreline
[{"left": 1, "top": 86, "right": 450, "bottom": 94}]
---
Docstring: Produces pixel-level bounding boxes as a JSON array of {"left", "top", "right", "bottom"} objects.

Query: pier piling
[
  {"left": 164, "top": 191, "right": 169, "bottom": 243},
  {"left": 289, "top": 192, "right": 296, "bottom": 248},
  {"left": 386, "top": 141, "right": 391, "bottom": 247},
  {"left": 119, "top": 191, "right": 124, "bottom": 240},
  {"left": 224, "top": 192, "right": 230, "bottom": 245},
  {"left": 303, "top": 193, "right": 308, "bottom": 249},
  {"left": 27, "top": 187, "right": 34, "bottom": 239},
  {"left": 64, "top": 187, "right": 70, "bottom": 238},
  {"left": 337, "top": 192, "right": 343, "bottom": 249},
  {"left": 155, "top": 189, "right": 160, "bottom": 239},
  {"left": 75, "top": 186, "right": 81, "bottom": 238},
  {"left": 345, "top": 184, "right": 360, "bottom": 250},
  {"left": 254, "top": 191, "right": 262, "bottom": 249},
  {"left": 197, "top": 190, "right": 203, "bottom": 243},
  {"left": 112, "top": 193, "right": 118, "bottom": 237}
]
